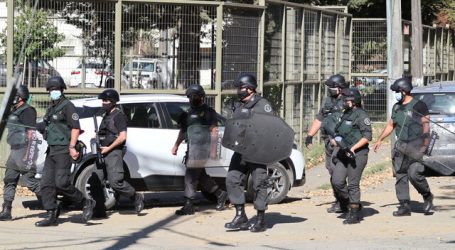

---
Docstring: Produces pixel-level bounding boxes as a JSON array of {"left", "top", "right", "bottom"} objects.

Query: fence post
[
  {"left": 114, "top": 0, "right": 122, "bottom": 92},
  {"left": 215, "top": 3, "right": 223, "bottom": 112},
  {"left": 6, "top": 0, "right": 14, "bottom": 84}
]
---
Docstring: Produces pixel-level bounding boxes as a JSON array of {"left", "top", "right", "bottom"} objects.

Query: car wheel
[
  {"left": 246, "top": 162, "right": 290, "bottom": 204},
  {"left": 75, "top": 163, "right": 117, "bottom": 210}
]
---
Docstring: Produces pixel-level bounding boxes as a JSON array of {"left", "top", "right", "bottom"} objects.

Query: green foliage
[{"left": 0, "top": 3, "right": 65, "bottom": 62}]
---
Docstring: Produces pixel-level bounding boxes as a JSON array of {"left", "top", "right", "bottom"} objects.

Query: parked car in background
[
  {"left": 412, "top": 81, "right": 455, "bottom": 176},
  {"left": 122, "top": 58, "right": 163, "bottom": 89},
  {"left": 69, "top": 62, "right": 111, "bottom": 88},
  {"left": 15, "top": 60, "right": 61, "bottom": 87},
  {"left": 35, "top": 94, "right": 306, "bottom": 209}
]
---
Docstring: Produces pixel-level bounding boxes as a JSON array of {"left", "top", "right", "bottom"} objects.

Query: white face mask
[
  {"left": 394, "top": 92, "right": 403, "bottom": 102},
  {"left": 50, "top": 90, "right": 62, "bottom": 101}
]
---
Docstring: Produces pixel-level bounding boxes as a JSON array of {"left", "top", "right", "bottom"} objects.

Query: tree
[{"left": 0, "top": 1, "right": 65, "bottom": 87}]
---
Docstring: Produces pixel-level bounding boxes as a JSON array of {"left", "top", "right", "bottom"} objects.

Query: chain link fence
[{"left": 352, "top": 18, "right": 455, "bottom": 121}]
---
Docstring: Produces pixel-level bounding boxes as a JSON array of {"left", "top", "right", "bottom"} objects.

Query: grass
[
  {"left": 362, "top": 160, "right": 392, "bottom": 179},
  {"left": 318, "top": 183, "right": 332, "bottom": 190}
]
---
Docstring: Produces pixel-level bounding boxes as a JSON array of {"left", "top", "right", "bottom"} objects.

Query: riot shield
[
  {"left": 222, "top": 112, "right": 294, "bottom": 165},
  {"left": 186, "top": 125, "right": 228, "bottom": 168},
  {"left": 6, "top": 125, "right": 39, "bottom": 172},
  {"left": 392, "top": 96, "right": 455, "bottom": 176}
]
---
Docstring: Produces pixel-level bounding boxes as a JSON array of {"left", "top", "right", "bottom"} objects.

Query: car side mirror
[{"left": 156, "top": 67, "right": 162, "bottom": 73}]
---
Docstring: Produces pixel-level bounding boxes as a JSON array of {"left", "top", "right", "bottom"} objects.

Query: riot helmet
[
  {"left": 98, "top": 89, "right": 120, "bottom": 103},
  {"left": 46, "top": 76, "right": 66, "bottom": 91},
  {"left": 342, "top": 87, "right": 362, "bottom": 106},
  {"left": 186, "top": 85, "right": 205, "bottom": 107},
  {"left": 185, "top": 84, "right": 205, "bottom": 98},
  {"left": 234, "top": 73, "right": 257, "bottom": 90},
  {"left": 325, "top": 74, "right": 349, "bottom": 89},
  {"left": 390, "top": 77, "right": 413, "bottom": 93},
  {"left": 17, "top": 85, "right": 29, "bottom": 101}
]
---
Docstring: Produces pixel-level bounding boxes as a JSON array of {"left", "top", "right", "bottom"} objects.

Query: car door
[{"left": 120, "top": 102, "right": 178, "bottom": 180}]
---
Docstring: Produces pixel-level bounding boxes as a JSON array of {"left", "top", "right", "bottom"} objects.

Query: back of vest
[
  {"left": 392, "top": 99, "right": 423, "bottom": 141},
  {"left": 6, "top": 104, "right": 30, "bottom": 146}
]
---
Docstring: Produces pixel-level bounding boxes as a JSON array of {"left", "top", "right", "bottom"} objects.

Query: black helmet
[
  {"left": 391, "top": 77, "right": 413, "bottom": 93},
  {"left": 185, "top": 84, "right": 205, "bottom": 98},
  {"left": 46, "top": 76, "right": 66, "bottom": 91},
  {"left": 325, "top": 74, "right": 348, "bottom": 89},
  {"left": 234, "top": 73, "right": 257, "bottom": 90},
  {"left": 17, "top": 85, "right": 29, "bottom": 100},
  {"left": 342, "top": 87, "right": 362, "bottom": 106},
  {"left": 98, "top": 89, "right": 120, "bottom": 103}
]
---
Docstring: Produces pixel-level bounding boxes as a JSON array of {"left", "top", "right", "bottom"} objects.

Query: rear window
[{"left": 413, "top": 93, "right": 455, "bottom": 115}]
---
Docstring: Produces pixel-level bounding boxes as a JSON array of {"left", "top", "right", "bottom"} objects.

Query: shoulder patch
[
  {"left": 264, "top": 104, "right": 272, "bottom": 113},
  {"left": 364, "top": 118, "right": 371, "bottom": 126},
  {"left": 72, "top": 113, "right": 79, "bottom": 121}
]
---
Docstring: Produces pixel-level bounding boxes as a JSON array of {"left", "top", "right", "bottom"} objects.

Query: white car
[
  {"left": 122, "top": 58, "right": 162, "bottom": 89},
  {"left": 36, "top": 94, "right": 305, "bottom": 209},
  {"left": 69, "top": 63, "right": 112, "bottom": 88}
]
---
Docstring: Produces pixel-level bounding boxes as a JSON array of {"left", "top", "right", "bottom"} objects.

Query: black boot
[
  {"left": 225, "top": 204, "right": 248, "bottom": 230},
  {"left": 134, "top": 193, "right": 145, "bottom": 215},
  {"left": 343, "top": 204, "right": 361, "bottom": 224},
  {"left": 423, "top": 193, "right": 434, "bottom": 215},
  {"left": 327, "top": 201, "right": 345, "bottom": 213},
  {"left": 393, "top": 200, "right": 411, "bottom": 216},
  {"left": 215, "top": 189, "right": 228, "bottom": 211},
  {"left": 250, "top": 210, "right": 267, "bottom": 232},
  {"left": 35, "top": 210, "right": 58, "bottom": 227},
  {"left": 175, "top": 199, "right": 195, "bottom": 216},
  {"left": 0, "top": 203, "right": 12, "bottom": 221},
  {"left": 82, "top": 198, "right": 96, "bottom": 223}
]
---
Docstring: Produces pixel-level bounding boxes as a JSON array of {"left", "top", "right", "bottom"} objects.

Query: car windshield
[
  {"left": 78, "top": 63, "right": 106, "bottom": 69},
  {"left": 130, "top": 62, "right": 155, "bottom": 72},
  {"left": 413, "top": 93, "right": 455, "bottom": 115}
]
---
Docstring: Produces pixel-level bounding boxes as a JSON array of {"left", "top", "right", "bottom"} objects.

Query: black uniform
[
  {"left": 226, "top": 93, "right": 272, "bottom": 211},
  {"left": 95, "top": 108, "right": 136, "bottom": 200},
  {"left": 317, "top": 96, "right": 345, "bottom": 172},
  {"left": 331, "top": 107, "right": 372, "bottom": 206},
  {"left": 178, "top": 104, "right": 221, "bottom": 200},
  {"left": 391, "top": 99, "right": 431, "bottom": 203},
  {"left": 40, "top": 97, "right": 85, "bottom": 210},
  {"left": 3, "top": 104, "right": 40, "bottom": 207}
]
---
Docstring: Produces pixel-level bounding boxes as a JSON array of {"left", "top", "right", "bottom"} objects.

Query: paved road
[{"left": 0, "top": 145, "right": 455, "bottom": 249}]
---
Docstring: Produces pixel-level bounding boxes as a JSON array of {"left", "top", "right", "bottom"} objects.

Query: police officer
[
  {"left": 305, "top": 74, "right": 349, "bottom": 213},
  {"left": 331, "top": 88, "right": 372, "bottom": 224},
  {"left": 95, "top": 89, "right": 144, "bottom": 216},
  {"left": 224, "top": 74, "right": 271, "bottom": 233},
  {"left": 374, "top": 77, "right": 433, "bottom": 216},
  {"left": 0, "top": 85, "right": 40, "bottom": 221},
  {"left": 171, "top": 85, "right": 228, "bottom": 215},
  {"left": 35, "top": 76, "right": 95, "bottom": 226}
]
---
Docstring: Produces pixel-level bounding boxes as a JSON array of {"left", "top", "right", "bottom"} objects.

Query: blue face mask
[
  {"left": 50, "top": 90, "right": 62, "bottom": 101},
  {"left": 394, "top": 92, "right": 403, "bottom": 102}
]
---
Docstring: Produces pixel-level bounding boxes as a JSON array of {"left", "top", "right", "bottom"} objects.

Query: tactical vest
[
  {"left": 6, "top": 104, "right": 31, "bottom": 146},
  {"left": 186, "top": 105, "right": 213, "bottom": 145},
  {"left": 44, "top": 99, "right": 71, "bottom": 146},
  {"left": 392, "top": 99, "right": 423, "bottom": 141},
  {"left": 98, "top": 109, "right": 123, "bottom": 147},
  {"left": 335, "top": 108, "right": 363, "bottom": 148},
  {"left": 321, "top": 97, "right": 344, "bottom": 136}
]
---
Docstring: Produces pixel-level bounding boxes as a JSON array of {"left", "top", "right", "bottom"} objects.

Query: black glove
[
  {"left": 305, "top": 135, "right": 313, "bottom": 147},
  {"left": 36, "top": 122, "right": 46, "bottom": 134}
]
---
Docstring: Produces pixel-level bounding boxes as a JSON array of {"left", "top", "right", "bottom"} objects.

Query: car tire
[
  {"left": 246, "top": 162, "right": 290, "bottom": 204},
  {"left": 75, "top": 163, "right": 117, "bottom": 210}
]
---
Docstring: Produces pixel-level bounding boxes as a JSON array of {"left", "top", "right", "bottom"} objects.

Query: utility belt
[{"left": 353, "top": 144, "right": 369, "bottom": 153}]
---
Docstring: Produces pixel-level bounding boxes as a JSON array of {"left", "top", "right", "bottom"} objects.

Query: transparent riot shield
[
  {"left": 186, "top": 125, "right": 228, "bottom": 168},
  {"left": 392, "top": 96, "right": 455, "bottom": 176},
  {"left": 6, "top": 124, "right": 39, "bottom": 172}
]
